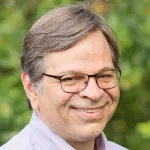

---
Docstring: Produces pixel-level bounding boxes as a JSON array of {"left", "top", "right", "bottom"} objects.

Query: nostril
[{"left": 84, "top": 81, "right": 88, "bottom": 85}]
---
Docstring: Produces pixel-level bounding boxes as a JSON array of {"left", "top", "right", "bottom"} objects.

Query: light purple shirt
[{"left": 0, "top": 112, "right": 127, "bottom": 150}]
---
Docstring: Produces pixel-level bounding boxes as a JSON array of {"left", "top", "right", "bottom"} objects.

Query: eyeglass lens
[{"left": 61, "top": 69, "right": 120, "bottom": 93}]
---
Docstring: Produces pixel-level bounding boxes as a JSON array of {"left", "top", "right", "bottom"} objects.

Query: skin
[{"left": 22, "top": 30, "right": 120, "bottom": 150}]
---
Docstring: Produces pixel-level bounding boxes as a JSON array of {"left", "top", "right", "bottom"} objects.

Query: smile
[
  {"left": 71, "top": 106, "right": 105, "bottom": 120},
  {"left": 75, "top": 108, "right": 100, "bottom": 113}
]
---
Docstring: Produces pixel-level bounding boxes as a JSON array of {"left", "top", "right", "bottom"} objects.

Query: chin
[{"left": 73, "top": 123, "right": 106, "bottom": 142}]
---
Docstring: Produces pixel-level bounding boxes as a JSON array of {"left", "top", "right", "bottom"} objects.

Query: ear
[{"left": 21, "top": 72, "right": 40, "bottom": 111}]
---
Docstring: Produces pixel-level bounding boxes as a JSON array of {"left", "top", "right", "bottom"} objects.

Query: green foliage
[
  {"left": 0, "top": 0, "right": 149, "bottom": 149},
  {"left": 136, "top": 121, "right": 150, "bottom": 138},
  {"left": 103, "top": 0, "right": 150, "bottom": 149}
]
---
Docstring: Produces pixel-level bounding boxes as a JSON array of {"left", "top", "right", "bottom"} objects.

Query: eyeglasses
[{"left": 43, "top": 68, "right": 121, "bottom": 93}]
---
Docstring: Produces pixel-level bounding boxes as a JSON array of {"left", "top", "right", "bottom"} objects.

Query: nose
[{"left": 79, "top": 77, "right": 104, "bottom": 101}]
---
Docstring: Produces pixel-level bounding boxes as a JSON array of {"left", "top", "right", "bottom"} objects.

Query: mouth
[{"left": 70, "top": 106, "right": 105, "bottom": 120}]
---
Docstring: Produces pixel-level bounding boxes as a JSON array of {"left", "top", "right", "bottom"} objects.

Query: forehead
[{"left": 44, "top": 30, "right": 114, "bottom": 74}]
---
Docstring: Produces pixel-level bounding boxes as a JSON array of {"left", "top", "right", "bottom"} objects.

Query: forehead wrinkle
[
  {"left": 44, "top": 30, "right": 114, "bottom": 75},
  {"left": 54, "top": 66, "right": 115, "bottom": 76}
]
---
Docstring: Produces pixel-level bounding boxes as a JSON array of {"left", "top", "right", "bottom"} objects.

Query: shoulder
[
  {"left": 108, "top": 141, "right": 128, "bottom": 150},
  {"left": 100, "top": 132, "right": 128, "bottom": 150},
  {"left": 0, "top": 125, "right": 43, "bottom": 150}
]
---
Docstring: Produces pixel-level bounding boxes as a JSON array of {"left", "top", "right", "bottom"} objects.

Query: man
[{"left": 1, "top": 3, "right": 128, "bottom": 150}]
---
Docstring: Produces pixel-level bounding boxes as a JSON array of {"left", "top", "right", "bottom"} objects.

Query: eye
[
  {"left": 100, "top": 74, "right": 113, "bottom": 78},
  {"left": 97, "top": 74, "right": 113, "bottom": 78},
  {"left": 61, "top": 77, "right": 74, "bottom": 81},
  {"left": 61, "top": 75, "right": 84, "bottom": 82}
]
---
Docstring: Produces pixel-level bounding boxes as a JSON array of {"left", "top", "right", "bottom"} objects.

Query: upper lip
[{"left": 71, "top": 106, "right": 105, "bottom": 110}]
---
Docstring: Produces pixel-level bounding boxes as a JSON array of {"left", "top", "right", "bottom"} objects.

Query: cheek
[
  {"left": 105, "top": 87, "right": 120, "bottom": 115},
  {"left": 45, "top": 79, "right": 74, "bottom": 105},
  {"left": 59, "top": 92, "right": 74, "bottom": 104},
  {"left": 108, "top": 86, "right": 120, "bottom": 103}
]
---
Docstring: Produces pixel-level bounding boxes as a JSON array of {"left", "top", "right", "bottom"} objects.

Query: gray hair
[{"left": 21, "top": 3, "right": 119, "bottom": 109}]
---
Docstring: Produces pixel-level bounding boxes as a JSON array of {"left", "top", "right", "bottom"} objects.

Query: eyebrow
[{"left": 57, "top": 67, "right": 115, "bottom": 75}]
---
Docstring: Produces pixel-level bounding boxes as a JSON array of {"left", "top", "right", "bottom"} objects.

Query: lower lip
[{"left": 71, "top": 106, "right": 105, "bottom": 120}]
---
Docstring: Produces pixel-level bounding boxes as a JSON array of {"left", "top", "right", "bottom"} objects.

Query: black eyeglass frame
[{"left": 43, "top": 67, "right": 121, "bottom": 93}]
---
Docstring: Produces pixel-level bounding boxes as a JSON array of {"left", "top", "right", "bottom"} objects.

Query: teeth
[{"left": 76, "top": 108, "right": 99, "bottom": 113}]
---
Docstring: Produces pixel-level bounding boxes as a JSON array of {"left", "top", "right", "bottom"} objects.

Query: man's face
[{"left": 37, "top": 30, "right": 120, "bottom": 143}]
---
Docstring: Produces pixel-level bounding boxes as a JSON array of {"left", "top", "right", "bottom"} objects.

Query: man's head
[
  {"left": 21, "top": 3, "right": 119, "bottom": 92},
  {"left": 21, "top": 3, "right": 120, "bottom": 148}
]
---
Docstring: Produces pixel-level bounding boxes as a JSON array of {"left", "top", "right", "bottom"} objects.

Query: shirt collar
[
  {"left": 29, "top": 111, "right": 109, "bottom": 150},
  {"left": 95, "top": 132, "right": 110, "bottom": 150}
]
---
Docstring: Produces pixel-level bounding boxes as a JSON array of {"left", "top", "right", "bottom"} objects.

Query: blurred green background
[{"left": 0, "top": 0, "right": 150, "bottom": 149}]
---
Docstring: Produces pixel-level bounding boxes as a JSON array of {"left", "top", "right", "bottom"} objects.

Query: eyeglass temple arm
[{"left": 43, "top": 73, "right": 62, "bottom": 80}]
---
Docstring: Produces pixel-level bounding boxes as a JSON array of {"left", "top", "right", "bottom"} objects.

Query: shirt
[{"left": 0, "top": 111, "right": 128, "bottom": 150}]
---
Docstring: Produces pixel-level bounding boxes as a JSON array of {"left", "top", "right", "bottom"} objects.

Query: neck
[{"left": 68, "top": 139, "right": 96, "bottom": 150}]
